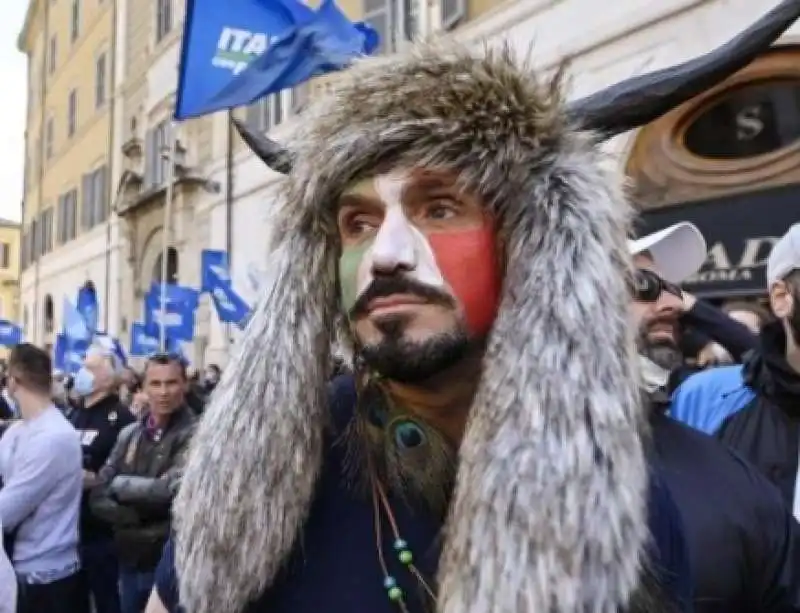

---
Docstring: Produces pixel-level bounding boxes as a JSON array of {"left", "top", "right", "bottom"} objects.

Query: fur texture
[{"left": 174, "top": 42, "right": 647, "bottom": 613}]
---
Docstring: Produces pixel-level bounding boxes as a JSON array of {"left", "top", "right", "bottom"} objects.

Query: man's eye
[
  {"left": 343, "top": 214, "right": 378, "bottom": 235},
  {"left": 426, "top": 202, "right": 458, "bottom": 220}
]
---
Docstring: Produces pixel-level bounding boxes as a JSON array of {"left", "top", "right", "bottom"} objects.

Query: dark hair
[
  {"left": 722, "top": 301, "right": 770, "bottom": 329},
  {"left": 207, "top": 364, "right": 221, "bottom": 375},
  {"left": 8, "top": 343, "right": 53, "bottom": 395},
  {"left": 144, "top": 352, "right": 187, "bottom": 380}
]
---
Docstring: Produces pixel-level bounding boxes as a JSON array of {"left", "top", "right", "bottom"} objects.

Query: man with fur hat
[
  {"left": 151, "top": 44, "right": 698, "bottom": 613},
  {"left": 155, "top": 2, "right": 800, "bottom": 610}
]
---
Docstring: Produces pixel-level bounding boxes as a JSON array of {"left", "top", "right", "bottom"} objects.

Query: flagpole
[
  {"left": 159, "top": 121, "right": 177, "bottom": 351},
  {"left": 225, "top": 110, "right": 235, "bottom": 352}
]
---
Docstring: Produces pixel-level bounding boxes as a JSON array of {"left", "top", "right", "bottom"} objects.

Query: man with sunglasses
[
  {"left": 631, "top": 223, "right": 800, "bottom": 612},
  {"left": 89, "top": 352, "right": 195, "bottom": 613},
  {"left": 672, "top": 224, "right": 800, "bottom": 515}
]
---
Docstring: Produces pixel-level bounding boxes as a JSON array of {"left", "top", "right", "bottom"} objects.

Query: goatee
[{"left": 359, "top": 316, "right": 472, "bottom": 383}]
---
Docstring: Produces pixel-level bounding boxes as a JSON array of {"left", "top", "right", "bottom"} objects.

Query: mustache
[{"left": 349, "top": 276, "right": 456, "bottom": 319}]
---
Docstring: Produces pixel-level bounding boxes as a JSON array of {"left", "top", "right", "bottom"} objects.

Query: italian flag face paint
[
  {"left": 339, "top": 239, "right": 375, "bottom": 314},
  {"left": 338, "top": 223, "right": 500, "bottom": 338}
]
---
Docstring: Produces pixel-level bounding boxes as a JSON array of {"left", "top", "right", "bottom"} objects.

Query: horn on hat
[
  {"left": 567, "top": 0, "right": 800, "bottom": 136},
  {"left": 232, "top": 117, "right": 295, "bottom": 174},
  {"left": 236, "top": 0, "right": 800, "bottom": 174}
]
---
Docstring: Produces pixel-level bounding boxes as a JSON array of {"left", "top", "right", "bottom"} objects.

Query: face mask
[{"left": 73, "top": 367, "right": 96, "bottom": 397}]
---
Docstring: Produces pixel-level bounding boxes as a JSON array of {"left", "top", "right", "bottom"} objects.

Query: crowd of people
[{"left": 0, "top": 349, "right": 220, "bottom": 613}]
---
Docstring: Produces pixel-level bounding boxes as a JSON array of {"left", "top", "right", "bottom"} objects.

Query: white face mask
[{"left": 639, "top": 355, "right": 670, "bottom": 393}]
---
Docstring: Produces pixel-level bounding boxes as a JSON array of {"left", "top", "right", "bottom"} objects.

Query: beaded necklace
[{"left": 371, "top": 472, "right": 437, "bottom": 612}]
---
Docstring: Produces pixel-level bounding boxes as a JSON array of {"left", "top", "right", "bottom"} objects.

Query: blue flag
[
  {"left": 143, "top": 284, "right": 199, "bottom": 342},
  {"left": 54, "top": 333, "right": 90, "bottom": 374},
  {"left": 129, "top": 322, "right": 162, "bottom": 357},
  {"left": 76, "top": 283, "right": 99, "bottom": 337},
  {"left": 201, "top": 250, "right": 233, "bottom": 292},
  {"left": 63, "top": 297, "right": 92, "bottom": 343},
  {"left": 0, "top": 320, "right": 22, "bottom": 347},
  {"left": 175, "top": 0, "right": 378, "bottom": 119}
]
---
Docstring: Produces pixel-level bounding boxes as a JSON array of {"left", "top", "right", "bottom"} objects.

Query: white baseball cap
[
  {"left": 628, "top": 222, "right": 707, "bottom": 284},
  {"left": 767, "top": 223, "right": 800, "bottom": 286}
]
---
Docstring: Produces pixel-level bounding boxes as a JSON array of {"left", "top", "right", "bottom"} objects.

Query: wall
[
  {"left": 19, "top": 0, "right": 117, "bottom": 345},
  {"left": 0, "top": 224, "right": 21, "bottom": 324}
]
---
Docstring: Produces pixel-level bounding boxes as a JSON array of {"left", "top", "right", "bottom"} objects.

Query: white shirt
[{"left": 0, "top": 521, "right": 17, "bottom": 613}]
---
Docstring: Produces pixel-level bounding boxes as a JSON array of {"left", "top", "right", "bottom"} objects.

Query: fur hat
[{"left": 174, "top": 4, "right": 800, "bottom": 611}]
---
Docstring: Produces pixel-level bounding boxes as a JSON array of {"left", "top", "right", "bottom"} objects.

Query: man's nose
[
  {"left": 370, "top": 211, "right": 417, "bottom": 275},
  {"left": 654, "top": 291, "right": 682, "bottom": 318}
]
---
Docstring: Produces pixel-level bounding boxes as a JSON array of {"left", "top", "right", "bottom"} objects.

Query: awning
[{"left": 635, "top": 184, "right": 800, "bottom": 298}]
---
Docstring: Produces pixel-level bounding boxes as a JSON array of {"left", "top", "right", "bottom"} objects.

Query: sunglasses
[{"left": 633, "top": 269, "right": 683, "bottom": 302}]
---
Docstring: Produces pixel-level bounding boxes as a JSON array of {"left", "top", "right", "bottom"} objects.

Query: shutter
[
  {"left": 144, "top": 129, "right": 155, "bottom": 188},
  {"left": 245, "top": 103, "right": 261, "bottom": 130},
  {"left": 440, "top": 0, "right": 465, "bottom": 30},
  {"left": 70, "top": 190, "right": 78, "bottom": 239},
  {"left": 96, "top": 166, "right": 108, "bottom": 223},
  {"left": 31, "top": 218, "right": 38, "bottom": 259},
  {"left": 81, "top": 173, "right": 91, "bottom": 230}
]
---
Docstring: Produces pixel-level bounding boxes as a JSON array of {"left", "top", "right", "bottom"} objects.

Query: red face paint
[{"left": 427, "top": 227, "right": 501, "bottom": 338}]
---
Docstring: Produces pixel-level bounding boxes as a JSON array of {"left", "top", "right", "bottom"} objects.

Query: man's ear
[{"left": 769, "top": 280, "right": 793, "bottom": 319}]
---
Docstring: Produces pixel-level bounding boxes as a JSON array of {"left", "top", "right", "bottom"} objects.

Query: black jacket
[
  {"left": 67, "top": 394, "right": 135, "bottom": 541},
  {"left": 652, "top": 394, "right": 800, "bottom": 612},
  {"left": 710, "top": 324, "right": 800, "bottom": 507},
  {"left": 90, "top": 406, "right": 195, "bottom": 571}
]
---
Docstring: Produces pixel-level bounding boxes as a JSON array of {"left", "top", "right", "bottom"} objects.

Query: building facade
[
  {"left": 18, "top": 0, "right": 118, "bottom": 351},
  {"left": 0, "top": 219, "right": 22, "bottom": 325},
  {"left": 16, "top": 0, "right": 799, "bottom": 361}
]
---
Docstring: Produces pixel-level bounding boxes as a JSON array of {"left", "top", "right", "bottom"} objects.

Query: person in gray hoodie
[{"left": 0, "top": 344, "right": 84, "bottom": 613}]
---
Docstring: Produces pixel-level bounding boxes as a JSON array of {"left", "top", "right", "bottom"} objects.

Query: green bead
[
  {"left": 388, "top": 586, "right": 403, "bottom": 601},
  {"left": 398, "top": 549, "right": 413, "bottom": 565}
]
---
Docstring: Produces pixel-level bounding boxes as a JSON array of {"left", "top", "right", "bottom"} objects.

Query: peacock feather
[{"left": 345, "top": 374, "right": 457, "bottom": 519}]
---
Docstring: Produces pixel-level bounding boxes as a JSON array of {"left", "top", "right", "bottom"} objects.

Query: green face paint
[{"left": 339, "top": 240, "right": 373, "bottom": 315}]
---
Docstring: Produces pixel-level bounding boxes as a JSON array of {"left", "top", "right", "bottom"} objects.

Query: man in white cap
[
  {"left": 630, "top": 222, "right": 757, "bottom": 386},
  {"left": 632, "top": 223, "right": 800, "bottom": 612},
  {"left": 671, "top": 223, "right": 800, "bottom": 517}
]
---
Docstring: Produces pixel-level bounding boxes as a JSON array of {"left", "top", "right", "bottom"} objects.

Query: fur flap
[{"left": 174, "top": 42, "right": 647, "bottom": 613}]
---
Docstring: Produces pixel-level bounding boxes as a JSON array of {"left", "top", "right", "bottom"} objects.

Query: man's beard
[
  {"left": 351, "top": 275, "right": 472, "bottom": 382},
  {"left": 637, "top": 321, "right": 683, "bottom": 372},
  {"left": 359, "top": 315, "right": 472, "bottom": 383}
]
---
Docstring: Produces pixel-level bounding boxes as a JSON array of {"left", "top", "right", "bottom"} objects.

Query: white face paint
[{"left": 354, "top": 170, "right": 446, "bottom": 299}]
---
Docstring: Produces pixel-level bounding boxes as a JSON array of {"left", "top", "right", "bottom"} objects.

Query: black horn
[
  {"left": 233, "top": 117, "right": 294, "bottom": 175},
  {"left": 568, "top": 0, "right": 800, "bottom": 138}
]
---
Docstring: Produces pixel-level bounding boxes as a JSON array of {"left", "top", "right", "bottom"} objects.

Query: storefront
[
  {"left": 637, "top": 184, "right": 799, "bottom": 298},
  {"left": 626, "top": 45, "right": 800, "bottom": 300}
]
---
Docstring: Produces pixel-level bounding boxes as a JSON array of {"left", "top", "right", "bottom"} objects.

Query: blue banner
[
  {"left": 63, "top": 297, "right": 91, "bottom": 343},
  {"left": 0, "top": 320, "right": 22, "bottom": 347},
  {"left": 129, "top": 322, "right": 161, "bottom": 357},
  {"left": 54, "top": 334, "right": 90, "bottom": 374},
  {"left": 175, "top": 0, "right": 377, "bottom": 119},
  {"left": 76, "top": 282, "right": 99, "bottom": 337},
  {"left": 143, "top": 284, "right": 199, "bottom": 342},
  {"left": 201, "top": 250, "right": 232, "bottom": 293}
]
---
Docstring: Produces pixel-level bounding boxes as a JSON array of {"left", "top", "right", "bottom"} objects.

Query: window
[
  {"left": 48, "top": 36, "right": 57, "bottom": 74},
  {"left": 68, "top": 89, "right": 78, "bottom": 137},
  {"left": 95, "top": 52, "right": 107, "bottom": 108},
  {"left": 57, "top": 189, "right": 78, "bottom": 243},
  {"left": 38, "top": 208, "right": 54, "bottom": 256},
  {"left": 290, "top": 83, "right": 309, "bottom": 113},
  {"left": 152, "top": 247, "right": 179, "bottom": 285},
  {"left": 43, "top": 295, "right": 54, "bottom": 334},
  {"left": 245, "top": 95, "right": 284, "bottom": 132},
  {"left": 0, "top": 243, "right": 10, "bottom": 269},
  {"left": 45, "top": 118, "right": 54, "bottom": 159},
  {"left": 81, "top": 165, "right": 108, "bottom": 230},
  {"left": 684, "top": 80, "right": 800, "bottom": 160},
  {"left": 70, "top": 0, "right": 81, "bottom": 43},
  {"left": 156, "top": 0, "right": 173, "bottom": 43},
  {"left": 364, "top": 0, "right": 391, "bottom": 54},
  {"left": 440, "top": 0, "right": 466, "bottom": 30},
  {"left": 144, "top": 122, "right": 172, "bottom": 188}
]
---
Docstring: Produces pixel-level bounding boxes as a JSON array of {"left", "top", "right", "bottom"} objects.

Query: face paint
[
  {"left": 338, "top": 170, "right": 501, "bottom": 337},
  {"left": 428, "top": 227, "right": 500, "bottom": 337}
]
